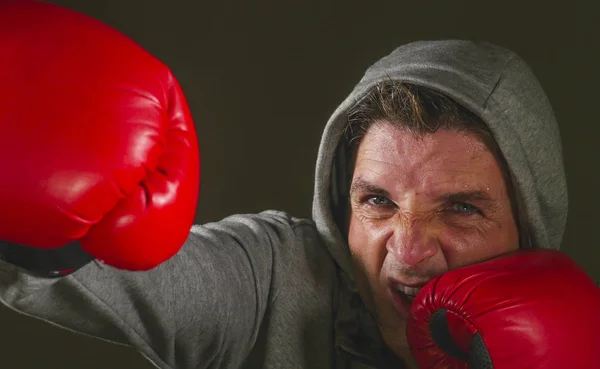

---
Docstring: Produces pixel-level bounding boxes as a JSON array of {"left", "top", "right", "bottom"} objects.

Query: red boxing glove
[
  {"left": 407, "top": 249, "right": 600, "bottom": 369},
  {"left": 0, "top": 0, "right": 200, "bottom": 271}
]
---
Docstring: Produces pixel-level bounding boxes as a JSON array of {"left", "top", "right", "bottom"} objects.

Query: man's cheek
[
  {"left": 437, "top": 228, "right": 483, "bottom": 269},
  {"left": 438, "top": 228, "right": 503, "bottom": 270}
]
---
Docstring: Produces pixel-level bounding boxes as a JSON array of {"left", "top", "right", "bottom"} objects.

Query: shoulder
[
  {"left": 187, "top": 210, "right": 338, "bottom": 279},
  {"left": 193, "top": 210, "right": 339, "bottom": 294}
]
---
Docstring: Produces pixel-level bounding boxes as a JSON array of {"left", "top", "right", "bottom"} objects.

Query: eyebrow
[
  {"left": 349, "top": 178, "right": 391, "bottom": 198},
  {"left": 435, "top": 190, "right": 495, "bottom": 207},
  {"left": 350, "top": 178, "right": 496, "bottom": 206}
]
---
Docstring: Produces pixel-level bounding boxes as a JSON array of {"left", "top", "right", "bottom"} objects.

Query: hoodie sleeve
[{"left": 0, "top": 211, "right": 308, "bottom": 369}]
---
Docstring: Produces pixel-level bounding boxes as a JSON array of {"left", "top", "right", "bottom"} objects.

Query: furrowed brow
[
  {"left": 437, "top": 190, "right": 495, "bottom": 206},
  {"left": 349, "top": 178, "right": 391, "bottom": 198}
]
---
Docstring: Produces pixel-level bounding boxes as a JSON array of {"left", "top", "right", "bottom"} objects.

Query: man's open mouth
[
  {"left": 394, "top": 285, "right": 422, "bottom": 300},
  {"left": 389, "top": 283, "right": 424, "bottom": 313}
]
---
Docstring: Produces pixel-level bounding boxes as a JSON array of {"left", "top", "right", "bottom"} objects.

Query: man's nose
[{"left": 386, "top": 214, "right": 438, "bottom": 267}]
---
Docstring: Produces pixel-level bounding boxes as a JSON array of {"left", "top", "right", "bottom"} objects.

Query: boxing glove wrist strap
[{"left": 0, "top": 241, "right": 95, "bottom": 278}]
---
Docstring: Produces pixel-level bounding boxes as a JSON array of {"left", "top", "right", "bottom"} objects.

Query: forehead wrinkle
[
  {"left": 354, "top": 124, "right": 503, "bottom": 199},
  {"left": 358, "top": 145, "right": 436, "bottom": 181}
]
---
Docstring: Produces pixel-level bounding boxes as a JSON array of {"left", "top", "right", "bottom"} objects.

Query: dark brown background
[{"left": 1, "top": 0, "right": 597, "bottom": 367}]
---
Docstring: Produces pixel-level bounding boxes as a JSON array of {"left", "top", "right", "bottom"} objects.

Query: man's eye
[
  {"left": 367, "top": 196, "right": 392, "bottom": 206},
  {"left": 448, "top": 202, "right": 480, "bottom": 215}
]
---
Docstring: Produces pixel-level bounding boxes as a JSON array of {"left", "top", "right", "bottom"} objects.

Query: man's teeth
[{"left": 396, "top": 286, "right": 421, "bottom": 297}]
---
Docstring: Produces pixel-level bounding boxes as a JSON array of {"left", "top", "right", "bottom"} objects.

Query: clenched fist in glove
[
  {"left": 0, "top": 0, "right": 200, "bottom": 272},
  {"left": 407, "top": 249, "right": 600, "bottom": 369}
]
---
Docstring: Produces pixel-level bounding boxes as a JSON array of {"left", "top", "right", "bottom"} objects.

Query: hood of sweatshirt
[{"left": 312, "top": 39, "right": 568, "bottom": 279}]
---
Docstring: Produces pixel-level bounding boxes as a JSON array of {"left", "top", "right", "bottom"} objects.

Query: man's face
[{"left": 347, "top": 122, "right": 519, "bottom": 358}]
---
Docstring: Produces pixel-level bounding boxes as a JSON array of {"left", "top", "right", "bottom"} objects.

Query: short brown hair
[
  {"left": 346, "top": 81, "right": 490, "bottom": 145},
  {"left": 344, "top": 80, "right": 533, "bottom": 248}
]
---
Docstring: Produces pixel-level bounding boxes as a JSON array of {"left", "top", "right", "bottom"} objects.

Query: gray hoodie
[{"left": 0, "top": 40, "right": 567, "bottom": 369}]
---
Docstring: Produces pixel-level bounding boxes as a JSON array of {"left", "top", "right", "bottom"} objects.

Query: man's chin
[
  {"left": 376, "top": 307, "right": 410, "bottom": 349},
  {"left": 376, "top": 316, "right": 421, "bottom": 368},
  {"left": 379, "top": 324, "right": 418, "bottom": 368}
]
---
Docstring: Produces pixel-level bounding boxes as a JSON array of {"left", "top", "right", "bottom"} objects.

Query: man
[{"left": 1, "top": 1, "right": 599, "bottom": 369}]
